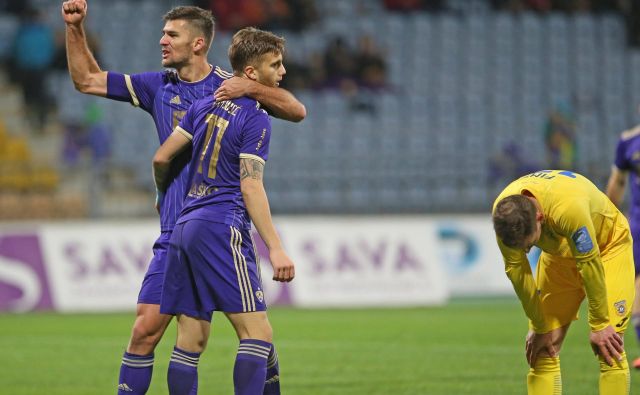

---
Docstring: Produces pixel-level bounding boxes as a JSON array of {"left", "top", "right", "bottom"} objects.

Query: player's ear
[
  {"left": 193, "top": 36, "right": 205, "bottom": 52},
  {"left": 243, "top": 65, "right": 258, "bottom": 81}
]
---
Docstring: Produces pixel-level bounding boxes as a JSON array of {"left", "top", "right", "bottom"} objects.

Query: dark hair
[
  {"left": 492, "top": 195, "right": 537, "bottom": 248},
  {"left": 228, "top": 27, "right": 285, "bottom": 73},
  {"left": 163, "top": 6, "right": 215, "bottom": 51}
]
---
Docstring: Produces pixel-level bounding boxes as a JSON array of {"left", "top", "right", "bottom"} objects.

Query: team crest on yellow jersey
[{"left": 614, "top": 300, "right": 627, "bottom": 316}]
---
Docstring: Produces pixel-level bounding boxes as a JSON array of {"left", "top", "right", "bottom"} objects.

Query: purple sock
[
  {"left": 117, "top": 352, "right": 154, "bottom": 394},
  {"left": 264, "top": 344, "right": 280, "bottom": 395},
  {"left": 234, "top": 339, "right": 271, "bottom": 395},
  {"left": 188, "top": 374, "right": 198, "bottom": 395},
  {"left": 167, "top": 347, "right": 200, "bottom": 395}
]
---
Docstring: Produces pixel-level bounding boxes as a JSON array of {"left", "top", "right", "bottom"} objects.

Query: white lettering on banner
[
  {"left": 274, "top": 217, "right": 449, "bottom": 307},
  {"left": 304, "top": 240, "right": 423, "bottom": 274},
  {"left": 64, "top": 241, "right": 150, "bottom": 279},
  {"left": 39, "top": 222, "right": 158, "bottom": 312},
  {"left": 0, "top": 255, "right": 41, "bottom": 312}
]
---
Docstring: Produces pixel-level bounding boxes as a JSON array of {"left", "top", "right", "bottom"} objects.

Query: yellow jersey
[{"left": 493, "top": 170, "right": 630, "bottom": 332}]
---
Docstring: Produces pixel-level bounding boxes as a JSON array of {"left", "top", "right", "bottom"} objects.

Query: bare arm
[
  {"left": 240, "top": 157, "right": 295, "bottom": 282},
  {"left": 152, "top": 130, "right": 191, "bottom": 193},
  {"left": 62, "top": 0, "right": 108, "bottom": 96},
  {"left": 215, "top": 77, "right": 306, "bottom": 122},
  {"left": 605, "top": 166, "right": 627, "bottom": 208}
]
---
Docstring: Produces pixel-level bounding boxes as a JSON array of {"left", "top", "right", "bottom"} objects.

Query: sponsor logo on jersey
[
  {"left": 571, "top": 226, "right": 593, "bottom": 254},
  {"left": 170, "top": 95, "right": 181, "bottom": 105}
]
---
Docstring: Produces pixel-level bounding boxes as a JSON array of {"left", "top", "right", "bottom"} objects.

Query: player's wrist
[
  {"left": 65, "top": 21, "right": 85, "bottom": 30},
  {"left": 156, "top": 189, "right": 165, "bottom": 204}
]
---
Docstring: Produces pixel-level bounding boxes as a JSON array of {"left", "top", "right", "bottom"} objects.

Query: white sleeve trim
[
  {"left": 175, "top": 126, "right": 193, "bottom": 141},
  {"left": 124, "top": 74, "right": 140, "bottom": 107},
  {"left": 239, "top": 153, "right": 265, "bottom": 165}
]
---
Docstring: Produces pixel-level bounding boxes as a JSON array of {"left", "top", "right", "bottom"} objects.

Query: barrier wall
[{"left": 0, "top": 215, "right": 512, "bottom": 312}]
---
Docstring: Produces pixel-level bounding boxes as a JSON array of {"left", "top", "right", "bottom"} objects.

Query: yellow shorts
[{"left": 534, "top": 245, "right": 635, "bottom": 333}]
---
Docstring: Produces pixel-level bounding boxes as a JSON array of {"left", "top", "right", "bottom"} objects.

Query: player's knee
[
  {"left": 130, "top": 320, "right": 164, "bottom": 350},
  {"left": 598, "top": 353, "right": 629, "bottom": 374},
  {"left": 237, "top": 318, "right": 273, "bottom": 342}
]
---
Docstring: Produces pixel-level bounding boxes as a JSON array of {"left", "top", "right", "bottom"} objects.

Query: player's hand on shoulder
[
  {"left": 61, "top": 0, "right": 87, "bottom": 25},
  {"left": 214, "top": 77, "right": 252, "bottom": 102},
  {"left": 269, "top": 248, "right": 295, "bottom": 283}
]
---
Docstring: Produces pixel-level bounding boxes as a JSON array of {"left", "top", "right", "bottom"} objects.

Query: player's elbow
[
  {"left": 290, "top": 103, "right": 306, "bottom": 122},
  {"left": 72, "top": 78, "right": 91, "bottom": 94},
  {"left": 71, "top": 72, "right": 107, "bottom": 96},
  {"left": 152, "top": 152, "right": 170, "bottom": 168},
  {"left": 241, "top": 179, "right": 263, "bottom": 199}
]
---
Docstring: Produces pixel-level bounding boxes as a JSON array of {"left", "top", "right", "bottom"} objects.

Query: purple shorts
[
  {"left": 137, "top": 231, "right": 172, "bottom": 305},
  {"left": 160, "top": 219, "right": 266, "bottom": 322}
]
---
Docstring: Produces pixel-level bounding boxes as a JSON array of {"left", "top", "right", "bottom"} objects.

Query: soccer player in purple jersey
[
  {"left": 606, "top": 124, "right": 640, "bottom": 370},
  {"left": 61, "top": 2, "right": 305, "bottom": 394},
  {"left": 152, "top": 27, "right": 293, "bottom": 395}
]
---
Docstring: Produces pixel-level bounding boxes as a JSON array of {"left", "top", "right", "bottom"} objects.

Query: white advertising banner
[
  {"left": 433, "top": 216, "right": 513, "bottom": 296},
  {"left": 39, "top": 221, "right": 158, "bottom": 312},
  {"left": 0, "top": 215, "right": 513, "bottom": 312},
  {"left": 265, "top": 216, "right": 449, "bottom": 307}
]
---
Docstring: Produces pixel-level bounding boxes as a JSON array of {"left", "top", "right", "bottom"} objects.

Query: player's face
[
  {"left": 252, "top": 52, "right": 286, "bottom": 88},
  {"left": 159, "top": 19, "right": 196, "bottom": 69},
  {"left": 521, "top": 220, "right": 542, "bottom": 253}
]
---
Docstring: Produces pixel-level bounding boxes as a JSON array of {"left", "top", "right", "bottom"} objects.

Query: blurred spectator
[
  {"left": 85, "top": 103, "right": 111, "bottom": 166},
  {"left": 198, "top": 0, "right": 318, "bottom": 31},
  {"left": 10, "top": 6, "right": 55, "bottom": 132},
  {"left": 544, "top": 104, "right": 577, "bottom": 169},
  {"left": 61, "top": 103, "right": 111, "bottom": 168},
  {"left": 0, "top": 0, "right": 29, "bottom": 16},
  {"left": 384, "top": 0, "right": 425, "bottom": 12},
  {"left": 492, "top": 0, "right": 622, "bottom": 13},
  {"left": 354, "top": 35, "right": 388, "bottom": 91},
  {"left": 206, "top": 0, "right": 268, "bottom": 31},
  {"left": 284, "top": 0, "right": 319, "bottom": 31},
  {"left": 323, "top": 36, "right": 357, "bottom": 89},
  {"left": 620, "top": 0, "right": 640, "bottom": 47},
  {"left": 488, "top": 141, "right": 540, "bottom": 184}
]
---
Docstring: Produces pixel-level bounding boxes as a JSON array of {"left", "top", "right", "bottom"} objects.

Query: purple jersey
[
  {"left": 614, "top": 125, "right": 640, "bottom": 219},
  {"left": 613, "top": 125, "right": 640, "bottom": 275},
  {"left": 106, "top": 66, "right": 232, "bottom": 231},
  {"left": 175, "top": 95, "right": 271, "bottom": 230}
]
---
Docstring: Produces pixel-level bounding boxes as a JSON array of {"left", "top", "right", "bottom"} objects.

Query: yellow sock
[
  {"left": 527, "top": 357, "right": 562, "bottom": 395},
  {"left": 599, "top": 352, "right": 630, "bottom": 395}
]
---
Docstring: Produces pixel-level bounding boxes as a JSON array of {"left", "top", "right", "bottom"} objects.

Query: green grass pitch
[{"left": 0, "top": 298, "right": 637, "bottom": 394}]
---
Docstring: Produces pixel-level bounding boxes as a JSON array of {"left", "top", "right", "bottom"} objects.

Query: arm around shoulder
[{"left": 215, "top": 77, "right": 306, "bottom": 122}]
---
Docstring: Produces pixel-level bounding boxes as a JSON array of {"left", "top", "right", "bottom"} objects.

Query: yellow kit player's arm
[
  {"left": 556, "top": 199, "right": 609, "bottom": 332},
  {"left": 498, "top": 239, "right": 548, "bottom": 332}
]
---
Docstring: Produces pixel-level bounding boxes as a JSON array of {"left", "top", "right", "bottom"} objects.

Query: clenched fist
[{"left": 61, "top": 0, "right": 87, "bottom": 26}]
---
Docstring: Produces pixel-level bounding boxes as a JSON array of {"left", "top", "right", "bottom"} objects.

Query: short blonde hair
[{"left": 228, "top": 27, "right": 285, "bottom": 73}]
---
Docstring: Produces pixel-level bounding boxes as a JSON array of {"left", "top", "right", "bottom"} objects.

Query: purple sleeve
[
  {"left": 241, "top": 110, "right": 271, "bottom": 162},
  {"left": 613, "top": 138, "right": 629, "bottom": 170},
  {"left": 106, "top": 71, "right": 164, "bottom": 113}
]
